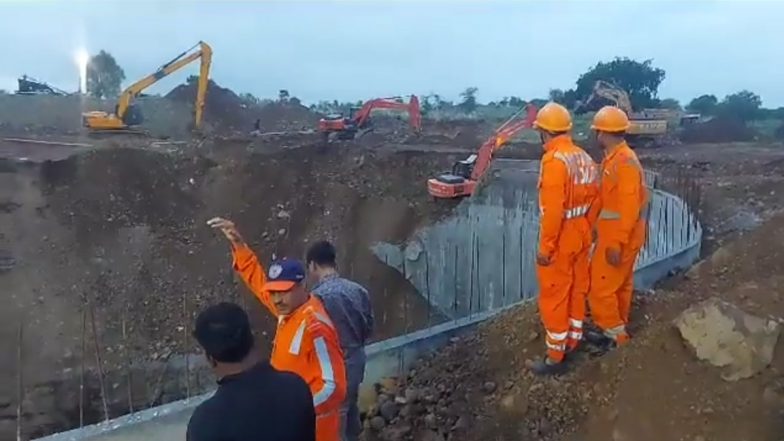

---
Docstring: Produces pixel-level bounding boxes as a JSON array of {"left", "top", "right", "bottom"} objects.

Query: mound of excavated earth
[
  {"left": 365, "top": 211, "right": 784, "bottom": 441},
  {"left": 0, "top": 141, "right": 455, "bottom": 438}
]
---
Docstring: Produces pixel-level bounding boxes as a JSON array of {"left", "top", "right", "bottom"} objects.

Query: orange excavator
[
  {"left": 318, "top": 95, "right": 421, "bottom": 141},
  {"left": 427, "top": 104, "right": 537, "bottom": 199}
]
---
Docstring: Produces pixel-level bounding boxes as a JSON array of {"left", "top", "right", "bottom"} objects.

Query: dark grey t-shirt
[{"left": 312, "top": 274, "right": 374, "bottom": 364}]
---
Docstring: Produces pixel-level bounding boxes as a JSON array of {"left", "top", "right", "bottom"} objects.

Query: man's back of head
[
  {"left": 188, "top": 302, "right": 316, "bottom": 441},
  {"left": 306, "top": 240, "right": 337, "bottom": 271},
  {"left": 193, "top": 302, "right": 254, "bottom": 369}
]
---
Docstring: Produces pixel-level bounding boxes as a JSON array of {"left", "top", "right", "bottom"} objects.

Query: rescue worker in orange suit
[
  {"left": 585, "top": 106, "right": 648, "bottom": 348},
  {"left": 531, "top": 102, "right": 599, "bottom": 375},
  {"left": 208, "top": 217, "right": 347, "bottom": 441}
]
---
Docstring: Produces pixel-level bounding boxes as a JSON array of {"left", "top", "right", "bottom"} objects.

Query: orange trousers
[
  {"left": 536, "top": 219, "right": 592, "bottom": 362},
  {"left": 589, "top": 220, "right": 646, "bottom": 339},
  {"left": 317, "top": 410, "right": 340, "bottom": 441}
]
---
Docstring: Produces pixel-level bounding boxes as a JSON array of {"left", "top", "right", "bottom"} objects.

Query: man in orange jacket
[
  {"left": 208, "top": 217, "right": 347, "bottom": 441},
  {"left": 531, "top": 102, "right": 599, "bottom": 375},
  {"left": 586, "top": 106, "right": 648, "bottom": 347}
]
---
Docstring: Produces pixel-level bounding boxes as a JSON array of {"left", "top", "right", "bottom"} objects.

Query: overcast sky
[{"left": 1, "top": 0, "right": 783, "bottom": 106}]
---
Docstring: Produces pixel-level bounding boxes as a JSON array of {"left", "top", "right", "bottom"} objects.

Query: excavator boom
[
  {"left": 427, "top": 104, "right": 537, "bottom": 199},
  {"left": 318, "top": 95, "right": 421, "bottom": 139},
  {"left": 83, "top": 41, "right": 212, "bottom": 131}
]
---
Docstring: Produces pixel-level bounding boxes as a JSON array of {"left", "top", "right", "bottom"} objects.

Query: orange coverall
[
  {"left": 537, "top": 135, "right": 599, "bottom": 362},
  {"left": 233, "top": 244, "right": 347, "bottom": 441},
  {"left": 588, "top": 141, "right": 648, "bottom": 341}
]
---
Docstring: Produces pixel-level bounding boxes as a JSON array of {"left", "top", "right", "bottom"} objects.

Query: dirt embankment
[
  {"left": 0, "top": 142, "right": 454, "bottom": 438},
  {"left": 363, "top": 143, "right": 784, "bottom": 441},
  {"left": 165, "top": 79, "right": 321, "bottom": 133},
  {"left": 365, "top": 209, "right": 784, "bottom": 441}
]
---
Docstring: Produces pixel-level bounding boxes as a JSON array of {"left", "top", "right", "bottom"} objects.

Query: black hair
[
  {"left": 306, "top": 240, "right": 337, "bottom": 268},
  {"left": 193, "top": 302, "right": 254, "bottom": 363}
]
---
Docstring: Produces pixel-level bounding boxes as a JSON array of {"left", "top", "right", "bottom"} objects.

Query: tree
[
  {"left": 549, "top": 89, "right": 565, "bottom": 103},
  {"left": 278, "top": 89, "right": 290, "bottom": 102},
  {"left": 459, "top": 87, "right": 478, "bottom": 113},
  {"left": 717, "top": 90, "right": 762, "bottom": 122},
  {"left": 508, "top": 96, "right": 524, "bottom": 107},
  {"left": 658, "top": 98, "right": 682, "bottom": 110},
  {"left": 86, "top": 50, "right": 125, "bottom": 98},
  {"left": 686, "top": 94, "right": 718, "bottom": 115},
  {"left": 574, "top": 57, "right": 665, "bottom": 110}
]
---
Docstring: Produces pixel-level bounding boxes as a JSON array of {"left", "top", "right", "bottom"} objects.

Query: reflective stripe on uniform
[
  {"left": 565, "top": 204, "right": 590, "bottom": 219},
  {"left": 288, "top": 320, "right": 307, "bottom": 355},
  {"left": 569, "top": 331, "right": 583, "bottom": 340},
  {"left": 313, "top": 311, "right": 335, "bottom": 328},
  {"left": 569, "top": 318, "right": 583, "bottom": 328},
  {"left": 605, "top": 325, "right": 627, "bottom": 338},
  {"left": 554, "top": 151, "right": 598, "bottom": 185},
  {"left": 312, "top": 336, "right": 337, "bottom": 407},
  {"left": 546, "top": 330, "right": 568, "bottom": 341},
  {"left": 599, "top": 209, "right": 621, "bottom": 220},
  {"left": 546, "top": 341, "right": 566, "bottom": 352},
  {"left": 600, "top": 208, "right": 648, "bottom": 220}
]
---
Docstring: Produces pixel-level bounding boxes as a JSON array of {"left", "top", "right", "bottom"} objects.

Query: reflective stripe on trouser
[
  {"left": 588, "top": 224, "right": 645, "bottom": 339},
  {"left": 317, "top": 409, "right": 341, "bottom": 441},
  {"left": 565, "top": 204, "right": 591, "bottom": 219},
  {"left": 536, "top": 225, "right": 591, "bottom": 362}
]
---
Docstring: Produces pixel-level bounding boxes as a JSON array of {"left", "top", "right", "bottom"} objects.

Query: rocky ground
[
  {"left": 362, "top": 142, "right": 784, "bottom": 441},
  {"left": 3, "top": 86, "right": 784, "bottom": 440}
]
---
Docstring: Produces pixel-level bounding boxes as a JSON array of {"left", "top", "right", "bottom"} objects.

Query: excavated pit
[{"left": 0, "top": 140, "right": 462, "bottom": 439}]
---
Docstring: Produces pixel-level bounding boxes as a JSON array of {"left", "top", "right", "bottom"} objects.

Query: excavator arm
[
  {"left": 353, "top": 96, "right": 421, "bottom": 131},
  {"left": 84, "top": 41, "right": 212, "bottom": 131},
  {"left": 427, "top": 104, "right": 537, "bottom": 198},
  {"left": 583, "top": 80, "right": 633, "bottom": 114},
  {"left": 469, "top": 104, "right": 537, "bottom": 181}
]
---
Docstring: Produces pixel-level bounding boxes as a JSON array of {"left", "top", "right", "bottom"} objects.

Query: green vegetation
[{"left": 86, "top": 50, "right": 125, "bottom": 98}]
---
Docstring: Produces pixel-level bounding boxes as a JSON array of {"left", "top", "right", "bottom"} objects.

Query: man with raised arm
[{"left": 208, "top": 217, "right": 346, "bottom": 441}]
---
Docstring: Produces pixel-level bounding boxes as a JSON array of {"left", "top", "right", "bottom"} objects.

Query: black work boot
[
  {"left": 583, "top": 329, "right": 613, "bottom": 346},
  {"left": 529, "top": 357, "right": 569, "bottom": 376}
]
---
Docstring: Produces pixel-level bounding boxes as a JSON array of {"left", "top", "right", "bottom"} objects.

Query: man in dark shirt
[
  {"left": 187, "top": 302, "right": 316, "bottom": 441},
  {"left": 306, "top": 241, "right": 374, "bottom": 441}
]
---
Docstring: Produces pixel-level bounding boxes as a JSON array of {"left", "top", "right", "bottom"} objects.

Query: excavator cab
[
  {"left": 121, "top": 104, "right": 144, "bottom": 125},
  {"left": 446, "top": 155, "right": 477, "bottom": 181}
]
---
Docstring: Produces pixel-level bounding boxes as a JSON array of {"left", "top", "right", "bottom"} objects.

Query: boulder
[{"left": 674, "top": 297, "right": 781, "bottom": 381}]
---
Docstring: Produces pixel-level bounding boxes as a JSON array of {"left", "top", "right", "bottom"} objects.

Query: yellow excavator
[
  {"left": 82, "top": 41, "right": 212, "bottom": 132},
  {"left": 581, "top": 80, "right": 669, "bottom": 147}
]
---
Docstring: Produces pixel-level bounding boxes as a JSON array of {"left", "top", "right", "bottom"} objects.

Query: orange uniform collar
[{"left": 543, "top": 134, "right": 572, "bottom": 153}]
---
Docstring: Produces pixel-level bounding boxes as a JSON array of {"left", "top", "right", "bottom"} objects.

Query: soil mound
[
  {"left": 1, "top": 142, "right": 454, "bottom": 438},
  {"left": 681, "top": 117, "right": 756, "bottom": 143},
  {"left": 255, "top": 101, "right": 322, "bottom": 132}
]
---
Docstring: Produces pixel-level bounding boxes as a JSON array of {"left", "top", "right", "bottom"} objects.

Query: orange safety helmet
[
  {"left": 533, "top": 102, "right": 572, "bottom": 133},
  {"left": 591, "top": 106, "right": 630, "bottom": 132}
]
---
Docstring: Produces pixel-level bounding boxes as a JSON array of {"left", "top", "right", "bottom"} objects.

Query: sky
[{"left": 1, "top": 0, "right": 783, "bottom": 107}]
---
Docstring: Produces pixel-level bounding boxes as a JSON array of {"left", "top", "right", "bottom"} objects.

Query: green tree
[
  {"left": 86, "top": 50, "right": 125, "bottom": 98},
  {"left": 508, "top": 96, "right": 524, "bottom": 107},
  {"left": 686, "top": 94, "right": 718, "bottom": 115},
  {"left": 548, "top": 89, "right": 565, "bottom": 103},
  {"left": 574, "top": 57, "right": 665, "bottom": 110},
  {"left": 459, "top": 87, "right": 478, "bottom": 113},
  {"left": 717, "top": 90, "right": 762, "bottom": 122},
  {"left": 658, "top": 98, "right": 682, "bottom": 110},
  {"left": 278, "top": 89, "right": 290, "bottom": 101}
]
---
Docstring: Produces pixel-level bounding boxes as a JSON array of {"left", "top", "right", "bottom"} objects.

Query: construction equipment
[
  {"left": 427, "top": 104, "right": 537, "bottom": 199},
  {"left": 16, "top": 75, "right": 69, "bottom": 96},
  {"left": 581, "top": 80, "right": 668, "bottom": 147},
  {"left": 318, "top": 95, "right": 421, "bottom": 141},
  {"left": 82, "top": 41, "right": 212, "bottom": 132}
]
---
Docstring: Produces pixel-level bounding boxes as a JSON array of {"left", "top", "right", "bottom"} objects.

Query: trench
[{"left": 32, "top": 158, "right": 702, "bottom": 441}]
